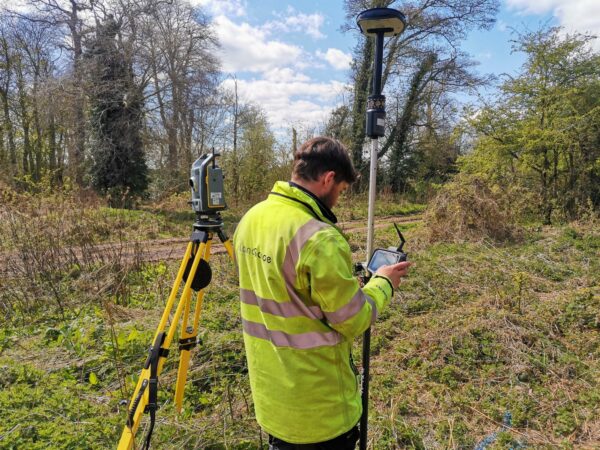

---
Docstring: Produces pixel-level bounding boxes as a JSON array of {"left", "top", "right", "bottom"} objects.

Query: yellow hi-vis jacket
[{"left": 233, "top": 181, "right": 394, "bottom": 444}]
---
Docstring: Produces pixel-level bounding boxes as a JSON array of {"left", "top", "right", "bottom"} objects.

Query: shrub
[
  {"left": 0, "top": 189, "right": 144, "bottom": 322},
  {"left": 423, "top": 175, "right": 521, "bottom": 243}
]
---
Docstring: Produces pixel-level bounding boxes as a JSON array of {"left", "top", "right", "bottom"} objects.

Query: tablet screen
[{"left": 367, "top": 249, "right": 401, "bottom": 273}]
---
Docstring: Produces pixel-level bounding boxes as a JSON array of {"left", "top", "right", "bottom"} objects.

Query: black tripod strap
[
  {"left": 143, "top": 409, "right": 156, "bottom": 450},
  {"left": 142, "top": 332, "right": 166, "bottom": 450},
  {"left": 127, "top": 379, "right": 148, "bottom": 428}
]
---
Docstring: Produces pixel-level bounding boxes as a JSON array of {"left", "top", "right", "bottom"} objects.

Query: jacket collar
[{"left": 269, "top": 181, "right": 338, "bottom": 225}]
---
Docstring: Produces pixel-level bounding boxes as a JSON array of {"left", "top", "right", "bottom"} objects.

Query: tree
[
  {"left": 141, "top": 0, "right": 219, "bottom": 178},
  {"left": 87, "top": 15, "right": 148, "bottom": 205},
  {"left": 341, "top": 0, "right": 497, "bottom": 192},
  {"left": 323, "top": 104, "right": 353, "bottom": 147},
  {"left": 0, "top": 21, "right": 18, "bottom": 173},
  {"left": 0, "top": 13, "right": 63, "bottom": 183},
  {"left": 225, "top": 105, "right": 276, "bottom": 202},
  {"left": 465, "top": 27, "right": 600, "bottom": 223},
  {"left": 17, "top": 0, "right": 96, "bottom": 185}
]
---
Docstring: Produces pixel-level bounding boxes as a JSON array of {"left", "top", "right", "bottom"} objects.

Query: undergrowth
[{"left": 0, "top": 193, "right": 598, "bottom": 449}]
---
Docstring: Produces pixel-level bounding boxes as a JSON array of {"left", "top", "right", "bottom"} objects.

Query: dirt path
[
  {"left": 138, "top": 213, "right": 422, "bottom": 263},
  {"left": 0, "top": 214, "right": 422, "bottom": 274}
]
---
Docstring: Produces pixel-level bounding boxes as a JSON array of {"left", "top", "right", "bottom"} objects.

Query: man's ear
[{"left": 322, "top": 171, "right": 336, "bottom": 186}]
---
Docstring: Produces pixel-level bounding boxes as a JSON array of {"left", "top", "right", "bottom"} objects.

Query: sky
[
  {"left": 193, "top": 0, "right": 600, "bottom": 135},
  {"left": 3, "top": 0, "right": 597, "bottom": 133}
]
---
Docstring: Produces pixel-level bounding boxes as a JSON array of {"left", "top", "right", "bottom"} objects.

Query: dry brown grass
[
  {"left": 0, "top": 191, "right": 146, "bottom": 322},
  {"left": 424, "top": 176, "right": 522, "bottom": 243}
]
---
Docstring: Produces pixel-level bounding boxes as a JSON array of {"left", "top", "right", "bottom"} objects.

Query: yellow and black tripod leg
[
  {"left": 174, "top": 229, "right": 235, "bottom": 411},
  {"left": 174, "top": 233, "right": 212, "bottom": 411},
  {"left": 117, "top": 236, "right": 208, "bottom": 450},
  {"left": 218, "top": 229, "right": 235, "bottom": 261},
  {"left": 117, "top": 226, "right": 234, "bottom": 450}
]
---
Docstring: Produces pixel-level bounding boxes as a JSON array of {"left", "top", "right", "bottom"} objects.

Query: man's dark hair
[{"left": 292, "top": 137, "right": 358, "bottom": 184}]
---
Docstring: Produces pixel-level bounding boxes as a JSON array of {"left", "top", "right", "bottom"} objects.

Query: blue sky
[
  {"left": 3, "top": 0, "right": 597, "bottom": 131},
  {"left": 3, "top": 0, "right": 351, "bottom": 132},
  {"left": 193, "top": 0, "right": 599, "bottom": 131}
]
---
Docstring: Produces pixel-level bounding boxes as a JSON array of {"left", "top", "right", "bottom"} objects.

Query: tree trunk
[
  {"left": 32, "top": 86, "right": 42, "bottom": 181},
  {"left": 69, "top": 6, "right": 85, "bottom": 186},
  {"left": 385, "top": 54, "right": 436, "bottom": 192},
  {"left": 0, "top": 36, "right": 16, "bottom": 172},
  {"left": 350, "top": 36, "right": 373, "bottom": 183},
  {"left": 0, "top": 122, "right": 4, "bottom": 164},
  {"left": 16, "top": 56, "right": 32, "bottom": 176},
  {"left": 48, "top": 108, "right": 58, "bottom": 183},
  {"left": 150, "top": 45, "right": 178, "bottom": 173},
  {"left": 541, "top": 149, "right": 552, "bottom": 225},
  {"left": 1, "top": 90, "right": 17, "bottom": 171},
  {"left": 232, "top": 77, "right": 240, "bottom": 203},
  {"left": 56, "top": 128, "right": 65, "bottom": 184}
]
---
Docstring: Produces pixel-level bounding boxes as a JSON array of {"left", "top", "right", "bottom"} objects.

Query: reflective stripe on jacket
[{"left": 233, "top": 181, "right": 393, "bottom": 444}]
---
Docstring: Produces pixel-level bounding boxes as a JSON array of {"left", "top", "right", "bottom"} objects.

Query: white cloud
[
  {"left": 506, "top": 0, "right": 556, "bottom": 15},
  {"left": 222, "top": 76, "right": 349, "bottom": 129},
  {"left": 190, "top": 0, "right": 247, "bottom": 17},
  {"left": 263, "top": 7, "right": 326, "bottom": 39},
  {"left": 213, "top": 10, "right": 349, "bottom": 131},
  {"left": 316, "top": 48, "right": 353, "bottom": 70},
  {"left": 262, "top": 68, "right": 311, "bottom": 83},
  {"left": 214, "top": 15, "right": 303, "bottom": 73},
  {"left": 506, "top": 0, "right": 600, "bottom": 48}
]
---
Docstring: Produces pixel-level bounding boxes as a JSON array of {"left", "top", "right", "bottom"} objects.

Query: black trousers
[{"left": 268, "top": 425, "right": 359, "bottom": 450}]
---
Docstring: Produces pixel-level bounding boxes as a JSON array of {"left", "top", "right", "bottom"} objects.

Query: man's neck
[
  {"left": 288, "top": 180, "right": 337, "bottom": 224},
  {"left": 290, "top": 177, "right": 322, "bottom": 197}
]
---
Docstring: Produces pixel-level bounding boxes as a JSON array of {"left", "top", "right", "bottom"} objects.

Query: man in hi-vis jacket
[{"left": 234, "top": 137, "right": 411, "bottom": 450}]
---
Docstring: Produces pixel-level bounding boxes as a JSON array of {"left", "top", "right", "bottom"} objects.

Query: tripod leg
[
  {"left": 157, "top": 240, "right": 207, "bottom": 371},
  {"left": 216, "top": 228, "right": 235, "bottom": 262},
  {"left": 156, "top": 242, "right": 193, "bottom": 332},
  {"left": 173, "top": 231, "right": 235, "bottom": 412},
  {"left": 174, "top": 238, "right": 212, "bottom": 411},
  {"left": 118, "top": 241, "right": 206, "bottom": 450},
  {"left": 118, "top": 242, "right": 194, "bottom": 450},
  {"left": 223, "top": 239, "right": 234, "bottom": 260}
]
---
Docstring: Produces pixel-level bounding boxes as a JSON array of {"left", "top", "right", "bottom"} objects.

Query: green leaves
[{"left": 465, "top": 26, "right": 600, "bottom": 223}]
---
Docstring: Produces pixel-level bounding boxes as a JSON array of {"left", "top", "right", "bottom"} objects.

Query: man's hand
[{"left": 376, "top": 261, "right": 412, "bottom": 289}]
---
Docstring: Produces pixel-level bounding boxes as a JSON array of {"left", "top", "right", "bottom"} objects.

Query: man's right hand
[{"left": 376, "top": 261, "right": 412, "bottom": 289}]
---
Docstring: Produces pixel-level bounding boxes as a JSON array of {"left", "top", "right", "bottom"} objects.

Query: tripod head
[{"left": 193, "top": 211, "right": 225, "bottom": 230}]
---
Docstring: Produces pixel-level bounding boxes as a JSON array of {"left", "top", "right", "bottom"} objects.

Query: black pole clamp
[
  {"left": 178, "top": 336, "right": 197, "bottom": 351},
  {"left": 127, "top": 379, "right": 148, "bottom": 429}
]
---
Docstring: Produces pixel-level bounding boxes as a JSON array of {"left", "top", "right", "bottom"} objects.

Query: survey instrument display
[{"left": 366, "top": 248, "right": 407, "bottom": 273}]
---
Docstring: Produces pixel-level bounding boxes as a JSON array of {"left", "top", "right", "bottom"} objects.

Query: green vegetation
[
  {"left": 337, "top": 196, "right": 426, "bottom": 223},
  {"left": 1, "top": 193, "right": 598, "bottom": 448},
  {"left": 1, "top": 3, "right": 597, "bottom": 447},
  {"left": 0, "top": 189, "right": 247, "bottom": 254},
  {"left": 463, "top": 27, "right": 600, "bottom": 225},
  {"left": 0, "top": 3, "right": 597, "bottom": 448},
  {"left": 87, "top": 16, "right": 148, "bottom": 206}
]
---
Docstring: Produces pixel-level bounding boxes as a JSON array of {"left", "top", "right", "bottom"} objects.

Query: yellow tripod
[{"left": 118, "top": 215, "right": 234, "bottom": 450}]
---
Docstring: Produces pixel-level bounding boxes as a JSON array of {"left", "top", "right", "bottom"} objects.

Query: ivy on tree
[{"left": 87, "top": 15, "right": 148, "bottom": 206}]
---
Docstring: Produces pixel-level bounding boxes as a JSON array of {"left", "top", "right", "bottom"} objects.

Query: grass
[
  {"left": 0, "top": 194, "right": 598, "bottom": 449},
  {"left": 335, "top": 193, "right": 426, "bottom": 224},
  {"left": 0, "top": 191, "right": 245, "bottom": 255},
  {"left": 362, "top": 223, "right": 599, "bottom": 449}
]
